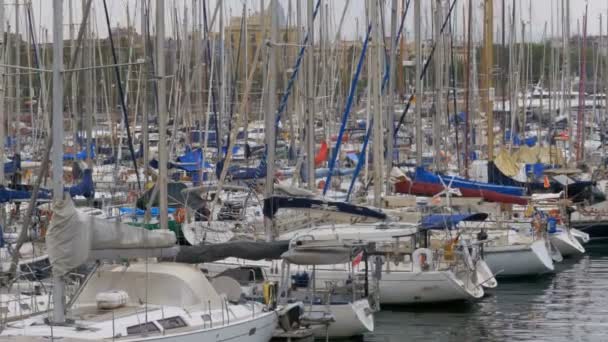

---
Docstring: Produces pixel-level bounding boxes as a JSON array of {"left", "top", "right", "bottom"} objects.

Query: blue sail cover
[
  {"left": 0, "top": 187, "right": 46, "bottom": 202},
  {"left": 0, "top": 169, "right": 95, "bottom": 203},
  {"left": 414, "top": 167, "right": 526, "bottom": 197},
  {"left": 420, "top": 213, "right": 489, "bottom": 230},
  {"left": 263, "top": 196, "right": 387, "bottom": 221},
  {"left": 68, "top": 168, "right": 95, "bottom": 198}
]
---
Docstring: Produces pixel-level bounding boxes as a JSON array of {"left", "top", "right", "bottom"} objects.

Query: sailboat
[{"left": 266, "top": 197, "right": 488, "bottom": 304}]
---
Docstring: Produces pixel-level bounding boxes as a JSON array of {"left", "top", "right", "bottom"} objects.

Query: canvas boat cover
[
  {"left": 420, "top": 213, "right": 489, "bottom": 230},
  {"left": 281, "top": 241, "right": 362, "bottom": 265},
  {"left": 46, "top": 197, "right": 176, "bottom": 276},
  {"left": 170, "top": 240, "right": 290, "bottom": 264}
]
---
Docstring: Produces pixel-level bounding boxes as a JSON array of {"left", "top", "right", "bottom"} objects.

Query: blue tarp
[{"left": 420, "top": 213, "right": 489, "bottom": 230}]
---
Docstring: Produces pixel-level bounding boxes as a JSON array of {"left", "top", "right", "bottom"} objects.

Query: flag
[{"left": 352, "top": 251, "right": 364, "bottom": 267}]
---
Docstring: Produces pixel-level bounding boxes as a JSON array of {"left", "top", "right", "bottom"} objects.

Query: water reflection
[{"left": 362, "top": 246, "right": 608, "bottom": 342}]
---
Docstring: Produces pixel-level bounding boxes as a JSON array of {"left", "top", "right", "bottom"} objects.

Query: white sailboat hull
[
  {"left": 376, "top": 270, "right": 484, "bottom": 304},
  {"left": 549, "top": 230, "right": 585, "bottom": 257},
  {"left": 484, "top": 239, "right": 554, "bottom": 277},
  {"left": 571, "top": 228, "right": 590, "bottom": 244},
  {"left": 1, "top": 310, "right": 277, "bottom": 342},
  {"left": 476, "top": 259, "right": 498, "bottom": 289}
]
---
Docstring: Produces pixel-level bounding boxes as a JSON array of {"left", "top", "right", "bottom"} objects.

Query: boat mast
[
  {"left": 576, "top": 4, "right": 588, "bottom": 163},
  {"left": 482, "top": 0, "right": 493, "bottom": 160},
  {"left": 265, "top": 0, "right": 278, "bottom": 241},
  {"left": 14, "top": 0, "right": 20, "bottom": 155},
  {"left": 0, "top": 0, "right": 5, "bottom": 185},
  {"left": 415, "top": 0, "right": 422, "bottom": 165},
  {"left": 142, "top": 0, "right": 149, "bottom": 184},
  {"left": 564, "top": 0, "right": 571, "bottom": 166},
  {"left": 501, "top": 0, "right": 506, "bottom": 140},
  {"left": 433, "top": 0, "right": 443, "bottom": 171},
  {"left": 371, "top": 0, "right": 382, "bottom": 206},
  {"left": 218, "top": 0, "right": 224, "bottom": 150},
  {"left": 83, "top": 0, "right": 93, "bottom": 169},
  {"left": 306, "top": 0, "right": 315, "bottom": 190},
  {"left": 51, "top": 0, "right": 65, "bottom": 324},
  {"left": 157, "top": 0, "right": 168, "bottom": 231},
  {"left": 386, "top": 0, "right": 397, "bottom": 193},
  {"left": 463, "top": 0, "right": 472, "bottom": 177}
]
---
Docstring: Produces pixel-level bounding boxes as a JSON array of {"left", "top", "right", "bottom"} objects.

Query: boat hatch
[
  {"left": 126, "top": 322, "right": 160, "bottom": 335},
  {"left": 157, "top": 316, "right": 188, "bottom": 330}
]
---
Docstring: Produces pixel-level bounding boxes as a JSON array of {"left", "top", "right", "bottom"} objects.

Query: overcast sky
[{"left": 9, "top": 1, "right": 608, "bottom": 43}]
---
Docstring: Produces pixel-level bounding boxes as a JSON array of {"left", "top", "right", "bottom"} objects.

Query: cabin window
[
  {"left": 157, "top": 316, "right": 188, "bottom": 330},
  {"left": 126, "top": 322, "right": 160, "bottom": 335}
]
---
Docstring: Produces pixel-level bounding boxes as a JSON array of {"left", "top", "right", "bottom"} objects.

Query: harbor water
[{"left": 363, "top": 244, "right": 608, "bottom": 342}]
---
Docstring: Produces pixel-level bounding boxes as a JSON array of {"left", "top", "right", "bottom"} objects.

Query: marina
[{"left": 0, "top": 0, "right": 607, "bottom": 341}]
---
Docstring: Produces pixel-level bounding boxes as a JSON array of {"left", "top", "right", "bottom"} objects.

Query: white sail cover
[{"left": 46, "top": 197, "right": 176, "bottom": 276}]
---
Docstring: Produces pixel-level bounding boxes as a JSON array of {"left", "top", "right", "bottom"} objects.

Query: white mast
[
  {"left": 433, "top": 0, "right": 443, "bottom": 170},
  {"left": 306, "top": 0, "right": 315, "bottom": 190},
  {"left": 14, "top": 0, "right": 20, "bottom": 154},
  {"left": 142, "top": 0, "right": 149, "bottom": 184},
  {"left": 265, "top": 0, "right": 278, "bottom": 241},
  {"left": 218, "top": 0, "right": 224, "bottom": 150},
  {"left": 51, "top": 0, "right": 65, "bottom": 324},
  {"left": 157, "top": 0, "right": 168, "bottom": 231},
  {"left": 0, "top": 0, "right": 5, "bottom": 184},
  {"left": 386, "top": 0, "right": 397, "bottom": 193},
  {"left": 415, "top": 0, "right": 422, "bottom": 164},
  {"left": 371, "top": 0, "right": 382, "bottom": 206},
  {"left": 83, "top": 0, "right": 93, "bottom": 169}
]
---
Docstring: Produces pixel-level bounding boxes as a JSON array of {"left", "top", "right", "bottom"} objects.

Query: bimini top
[{"left": 420, "top": 213, "right": 489, "bottom": 230}]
